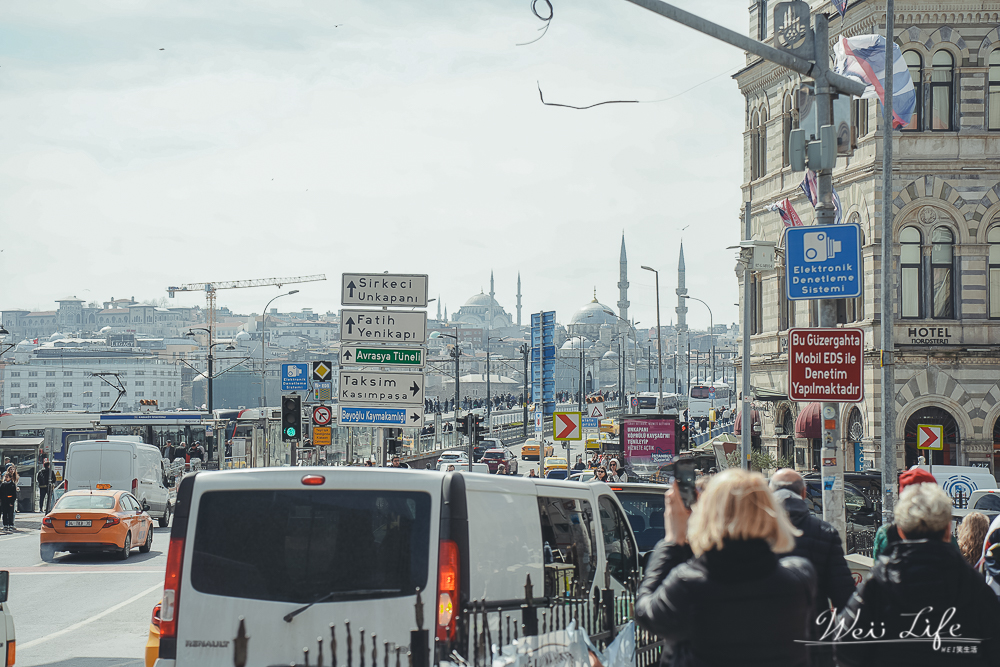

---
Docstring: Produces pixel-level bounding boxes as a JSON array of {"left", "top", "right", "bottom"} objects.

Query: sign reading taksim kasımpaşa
[{"left": 338, "top": 370, "right": 425, "bottom": 406}]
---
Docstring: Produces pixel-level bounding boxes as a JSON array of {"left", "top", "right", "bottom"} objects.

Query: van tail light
[
  {"left": 104, "top": 516, "right": 121, "bottom": 528},
  {"left": 160, "top": 535, "right": 185, "bottom": 640},
  {"left": 6, "top": 639, "right": 14, "bottom": 666},
  {"left": 42, "top": 516, "right": 53, "bottom": 527},
  {"left": 436, "top": 539, "right": 460, "bottom": 642},
  {"left": 132, "top": 478, "right": 138, "bottom": 494}
]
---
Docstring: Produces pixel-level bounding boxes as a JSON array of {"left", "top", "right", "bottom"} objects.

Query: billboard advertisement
[{"left": 621, "top": 416, "right": 676, "bottom": 476}]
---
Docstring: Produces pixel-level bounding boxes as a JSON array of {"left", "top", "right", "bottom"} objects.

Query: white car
[{"left": 436, "top": 450, "right": 468, "bottom": 470}]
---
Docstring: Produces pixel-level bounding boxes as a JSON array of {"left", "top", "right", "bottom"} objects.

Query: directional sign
[
  {"left": 312, "top": 405, "right": 333, "bottom": 426},
  {"left": 917, "top": 424, "right": 944, "bottom": 450},
  {"left": 340, "top": 309, "right": 427, "bottom": 344},
  {"left": 312, "top": 361, "right": 333, "bottom": 382},
  {"left": 340, "top": 344, "right": 425, "bottom": 368},
  {"left": 342, "top": 273, "right": 429, "bottom": 308},
  {"left": 588, "top": 402, "right": 605, "bottom": 419},
  {"left": 582, "top": 417, "right": 599, "bottom": 429},
  {"left": 785, "top": 223, "right": 862, "bottom": 300},
  {"left": 338, "top": 370, "right": 424, "bottom": 406},
  {"left": 338, "top": 405, "right": 424, "bottom": 427},
  {"left": 312, "top": 426, "right": 332, "bottom": 446},
  {"left": 553, "top": 411, "right": 582, "bottom": 441},
  {"left": 788, "top": 328, "right": 864, "bottom": 402},
  {"left": 281, "top": 363, "right": 309, "bottom": 391}
]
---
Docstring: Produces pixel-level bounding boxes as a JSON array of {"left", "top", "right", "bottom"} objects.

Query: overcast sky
[{"left": 0, "top": 0, "right": 750, "bottom": 333}]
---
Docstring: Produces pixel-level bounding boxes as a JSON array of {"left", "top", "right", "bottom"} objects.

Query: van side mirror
[{"left": 0, "top": 570, "right": 8, "bottom": 603}]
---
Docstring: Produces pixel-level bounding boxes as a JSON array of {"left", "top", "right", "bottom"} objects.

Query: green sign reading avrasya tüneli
[{"left": 342, "top": 345, "right": 423, "bottom": 366}]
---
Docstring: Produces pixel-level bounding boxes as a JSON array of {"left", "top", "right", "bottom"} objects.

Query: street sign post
[
  {"left": 553, "top": 411, "right": 582, "bottom": 441},
  {"left": 340, "top": 344, "right": 425, "bottom": 368},
  {"left": 281, "top": 363, "right": 309, "bottom": 392},
  {"left": 788, "top": 328, "right": 864, "bottom": 402},
  {"left": 339, "top": 309, "right": 428, "bottom": 344},
  {"left": 338, "top": 370, "right": 424, "bottom": 406},
  {"left": 338, "top": 405, "right": 424, "bottom": 427},
  {"left": 341, "top": 273, "right": 429, "bottom": 307},
  {"left": 785, "top": 224, "right": 862, "bottom": 300}
]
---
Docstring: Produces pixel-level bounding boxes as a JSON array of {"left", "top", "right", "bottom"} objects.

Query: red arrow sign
[
  {"left": 556, "top": 414, "right": 576, "bottom": 438},
  {"left": 553, "top": 412, "right": 581, "bottom": 440},
  {"left": 917, "top": 424, "right": 943, "bottom": 450}
]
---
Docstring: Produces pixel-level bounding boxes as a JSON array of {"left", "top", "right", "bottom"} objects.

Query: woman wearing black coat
[
  {"left": 0, "top": 471, "right": 17, "bottom": 532},
  {"left": 635, "top": 468, "right": 817, "bottom": 667}
]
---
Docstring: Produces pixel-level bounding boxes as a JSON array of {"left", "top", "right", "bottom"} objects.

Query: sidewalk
[{"left": 13, "top": 510, "right": 42, "bottom": 531}]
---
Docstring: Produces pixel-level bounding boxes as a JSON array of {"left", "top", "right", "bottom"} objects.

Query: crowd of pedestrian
[{"left": 635, "top": 466, "right": 1000, "bottom": 665}]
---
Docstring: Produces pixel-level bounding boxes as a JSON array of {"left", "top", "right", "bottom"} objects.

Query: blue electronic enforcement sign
[{"left": 785, "top": 223, "right": 862, "bottom": 300}]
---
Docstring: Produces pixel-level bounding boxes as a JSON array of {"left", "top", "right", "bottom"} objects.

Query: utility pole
[
  {"left": 742, "top": 201, "right": 752, "bottom": 471},
  {"left": 520, "top": 343, "right": 529, "bottom": 438},
  {"left": 881, "top": 0, "right": 897, "bottom": 525}
]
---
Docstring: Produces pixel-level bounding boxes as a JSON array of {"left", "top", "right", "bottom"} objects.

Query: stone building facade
[{"left": 736, "top": 0, "right": 1000, "bottom": 472}]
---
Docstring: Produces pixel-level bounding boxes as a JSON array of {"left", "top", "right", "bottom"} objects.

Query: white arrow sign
[
  {"left": 338, "top": 370, "right": 425, "bottom": 406},
  {"left": 338, "top": 405, "right": 424, "bottom": 427},
  {"left": 340, "top": 309, "right": 427, "bottom": 344},
  {"left": 342, "top": 273, "right": 429, "bottom": 307}
]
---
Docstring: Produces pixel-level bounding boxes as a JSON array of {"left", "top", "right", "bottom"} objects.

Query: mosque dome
[
  {"left": 463, "top": 292, "right": 501, "bottom": 308},
  {"left": 49, "top": 332, "right": 65, "bottom": 342},
  {"left": 560, "top": 336, "right": 594, "bottom": 350},
  {"left": 235, "top": 331, "right": 251, "bottom": 343},
  {"left": 569, "top": 295, "right": 618, "bottom": 327}
]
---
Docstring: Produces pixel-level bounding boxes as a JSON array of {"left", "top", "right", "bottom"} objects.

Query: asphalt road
[
  {"left": 2, "top": 512, "right": 167, "bottom": 667},
  {"left": 510, "top": 437, "right": 596, "bottom": 476}
]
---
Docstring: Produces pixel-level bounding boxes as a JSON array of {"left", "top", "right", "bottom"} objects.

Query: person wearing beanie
[{"left": 872, "top": 467, "right": 938, "bottom": 559}]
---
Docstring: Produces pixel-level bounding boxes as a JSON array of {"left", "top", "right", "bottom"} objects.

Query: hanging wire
[{"left": 517, "top": 0, "right": 554, "bottom": 46}]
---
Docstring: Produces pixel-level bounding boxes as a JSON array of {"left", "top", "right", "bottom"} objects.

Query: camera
[{"left": 802, "top": 231, "right": 842, "bottom": 262}]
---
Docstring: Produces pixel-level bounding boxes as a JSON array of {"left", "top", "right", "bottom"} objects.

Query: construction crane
[{"left": 167, "top": 275, "right": 327, "bottom": 337}]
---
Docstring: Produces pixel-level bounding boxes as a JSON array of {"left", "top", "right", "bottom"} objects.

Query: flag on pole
[
  {"left": 832, "top": 188, "right": 843, "bottom": 225},
  {"left": 800, "top": 170, "right": 845, "bottom": 224},
  {"left": 834, "top": 34, "right": 916, "bottom": 129},
  {"left": 831, "top": 0, "right": 848, "bottom": 16},
  {"left": 766, "top": 198, "right": 804, "bottom": 227}
]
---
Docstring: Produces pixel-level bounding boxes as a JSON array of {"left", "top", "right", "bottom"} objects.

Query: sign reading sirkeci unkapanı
[{"left": 788, "top": 328, "right": 864, "bottom": 402}]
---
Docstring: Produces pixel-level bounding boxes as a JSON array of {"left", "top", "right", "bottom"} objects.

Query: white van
[
  {"left": 916, "top": 465, "right": 998, "bottom": 507},
  {"left": 65, "top": 439, "right": 172, "bottom": 527},
  {"left": 0, "top": 571, "right": 13, "bottom": 667},
  {"left": 153, "top": 468, "right": 638, "bottom": 667}
]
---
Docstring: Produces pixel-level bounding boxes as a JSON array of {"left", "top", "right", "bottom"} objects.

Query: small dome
[
  {"left": 602, "top": 349, "right": 619, "bottom": 360},
  {"left": 235, "top": 331, "right": 251, "bottom": 342},
  {"left": 49, "top": 332, "right": 65, "bottom": 341},
  {"left": 15, "top": 339, "right": 35, "bottom": 352},
  {"left": 560, "top": 336, "right": 593, "bottom": 350}
]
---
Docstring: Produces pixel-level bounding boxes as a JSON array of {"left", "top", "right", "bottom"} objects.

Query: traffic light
[
  {"left": 386, "top": 428, "right": 402, "bottom": 454},
  {"left": 472, "top": 414, "right": 487, "bottom": 442},
  {"left": 457, "top": 416, "right": 468, "bottom": 435},
  {"left": 677, "top": 421, "right": 689, "bottom": 451},
  {"left": 281, "top": 395, "right": 301, "bottom": 441}
]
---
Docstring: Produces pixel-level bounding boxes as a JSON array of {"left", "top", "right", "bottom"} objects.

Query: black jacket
[
  {"left": 636, "top": 538, "right": 817, "bottom": 667},
  {"left": 775, "top": 489, "right": 856, "bottom": 623},
  {"left": 37, "top": 467, "right": 56, "bottom": 488},
  {"left": 0, "top": 480, "right": 16, "bottom": 506},
  {"left": 836, "top": 538, "right": 1000, "bottom": 666}
]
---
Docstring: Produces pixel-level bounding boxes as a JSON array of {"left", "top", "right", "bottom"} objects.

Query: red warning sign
[{"left": 788, "top": 328, "right": 864, "bottom": 402}]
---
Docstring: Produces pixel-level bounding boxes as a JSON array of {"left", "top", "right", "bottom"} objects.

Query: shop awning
[
  {"left": 795, "top": 402, "right": 823, "bottom": 439},
  {"left": 734, "top": 410, "right": 761, "bottom": 435},
  {"left": 751, "top": 386, "right": 788, "bottom": 402}
]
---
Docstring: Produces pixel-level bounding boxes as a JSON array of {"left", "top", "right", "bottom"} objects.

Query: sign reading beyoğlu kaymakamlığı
[{"left": 788, "top": 328, "right": 864, "bottom": 402}]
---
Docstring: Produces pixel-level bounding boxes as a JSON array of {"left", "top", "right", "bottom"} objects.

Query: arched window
[
  {"left": 903, "top": 50, "right": 922, "bottom": 131},
  {"left": 750, "top": 109, "right": 761, "bottom": 180},
  {"left": 782, "top": 94, "right": 793, "bottom": 167},
  {"left": 900, "top": 226, "right": 922, "bottom": 318},
  {"left": 989, "top": 227, "right": 1000, "bottom": 318},
  {"left": 840, "top": 223, "right": 866, "bottom": 322},
  {"left": 931, "top": 226, "right": 954, "bottom": 319},
  {"left": 990, "top": 50, "right": 1000, "bottom": 131},
  {"left": 931, "top": 51, "right": 954, "bottom": 130}
]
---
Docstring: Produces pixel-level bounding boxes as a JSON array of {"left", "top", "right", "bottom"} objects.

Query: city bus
[
  {"left": 688, "top": 382, "right": 731, "bottom": 419},
  {"left": 628, "top": 392, "right": 682, "bottom": 415}
]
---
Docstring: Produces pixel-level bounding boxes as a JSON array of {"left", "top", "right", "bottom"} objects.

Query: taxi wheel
[
  {"left": 139, "top": 524, "right": 153, "bottom": 554},
  {"left": 118, "top": 532, "right": 132, "bottom": 561},
  {"left": 40, "top": 544, "right": 56, "bottom": 562}
]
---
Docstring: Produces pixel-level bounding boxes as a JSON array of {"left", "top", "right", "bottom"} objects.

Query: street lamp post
[
  {"left": 186, "top": 329, "right": 235, "bottom": 463},
  {"left": 641, "top": 266, "right": 664, "bottom": 414},
  {"left": 260, "top": 290, "right": 299, "bottom": 409},
  {"left": 430, "top": 329, "right": 462, "bottom": 453},
  {"left": 519, "top": 343, "right": 529, "bottom": 438},
  {"left": 683, "top": 295, "right": 714, "bottom": 386},
  {"left": 485, "top": 336, "right": 506, "bottom": 432}
]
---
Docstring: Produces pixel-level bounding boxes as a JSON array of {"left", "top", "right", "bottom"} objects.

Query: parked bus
[
  {"left": 688, "top": 382, "right": 731, "bottom": 419},
  {"left": 628, "top": 392, "right": 681, "bottom": 415}
]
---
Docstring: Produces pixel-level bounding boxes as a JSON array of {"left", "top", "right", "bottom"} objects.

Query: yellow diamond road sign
[{"left": 312, "top": 361, "right": 332, "bottom": 382}]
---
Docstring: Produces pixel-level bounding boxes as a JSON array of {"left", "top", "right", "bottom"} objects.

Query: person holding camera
[{"left": 635, "top": 469, "right": 816, "bottom": 666}]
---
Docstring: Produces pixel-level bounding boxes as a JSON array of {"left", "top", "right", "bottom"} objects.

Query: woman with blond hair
[
  {"left": 635, "top": 469, "right": 816, "bottom": 667},
  {"left": 958, "top": 511, "right": 990, "bottom": 567}
]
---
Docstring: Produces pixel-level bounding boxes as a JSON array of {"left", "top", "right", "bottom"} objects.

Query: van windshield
[{"left": 190, "top": 490, "right": 431, "bottom": 603}]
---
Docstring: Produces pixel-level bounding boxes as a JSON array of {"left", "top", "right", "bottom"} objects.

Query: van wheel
[
  {"left": 118, "top": 533, "right": 132, "bottom": 560},
  {"left": 139, "top": 524, "right": 153, "bottom": 553},
  {"left": 40, "top": 544, "right": 56, "bottom": 562},
  {"left": 158, "top": 504, "right": 171, "bottom": 528}
]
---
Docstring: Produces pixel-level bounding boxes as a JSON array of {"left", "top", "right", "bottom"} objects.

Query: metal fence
[{"left": 251, "top": 577, "right": 664, "bottom": 667}]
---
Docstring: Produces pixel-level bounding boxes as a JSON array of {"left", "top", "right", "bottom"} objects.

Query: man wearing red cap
[{"left": 872, "top": 467, "right": 938, "bottom": 558}]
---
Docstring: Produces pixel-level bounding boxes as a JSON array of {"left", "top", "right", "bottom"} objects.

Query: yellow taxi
[
  {"left": 40, "top": 489, "right": 154, "bottom": 562},
  {"left": 520, "top": 439, "right": 554, "bottom": 461},
  {"left": 145, "top": 601, "right": 162, "bottom": 667},
  {"left": 543, "top": 457, "right": 568, "bottom": 476}
]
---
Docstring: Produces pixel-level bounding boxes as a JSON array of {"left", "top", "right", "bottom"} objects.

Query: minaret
[
  {"left": 675, "top": 242, "right": 689, "bottom": 390},
  {"left": 489, "top": 271, "right": 495, "bottom": 331},
  {"left": 617, "top": 234, "right": 630, "bottom": 324},
  {"left": 516, "top": 273, "right": 522, "bottom": 326},
  {"left": 436, "top": 296, "right": 441, "bottom": 321}
]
